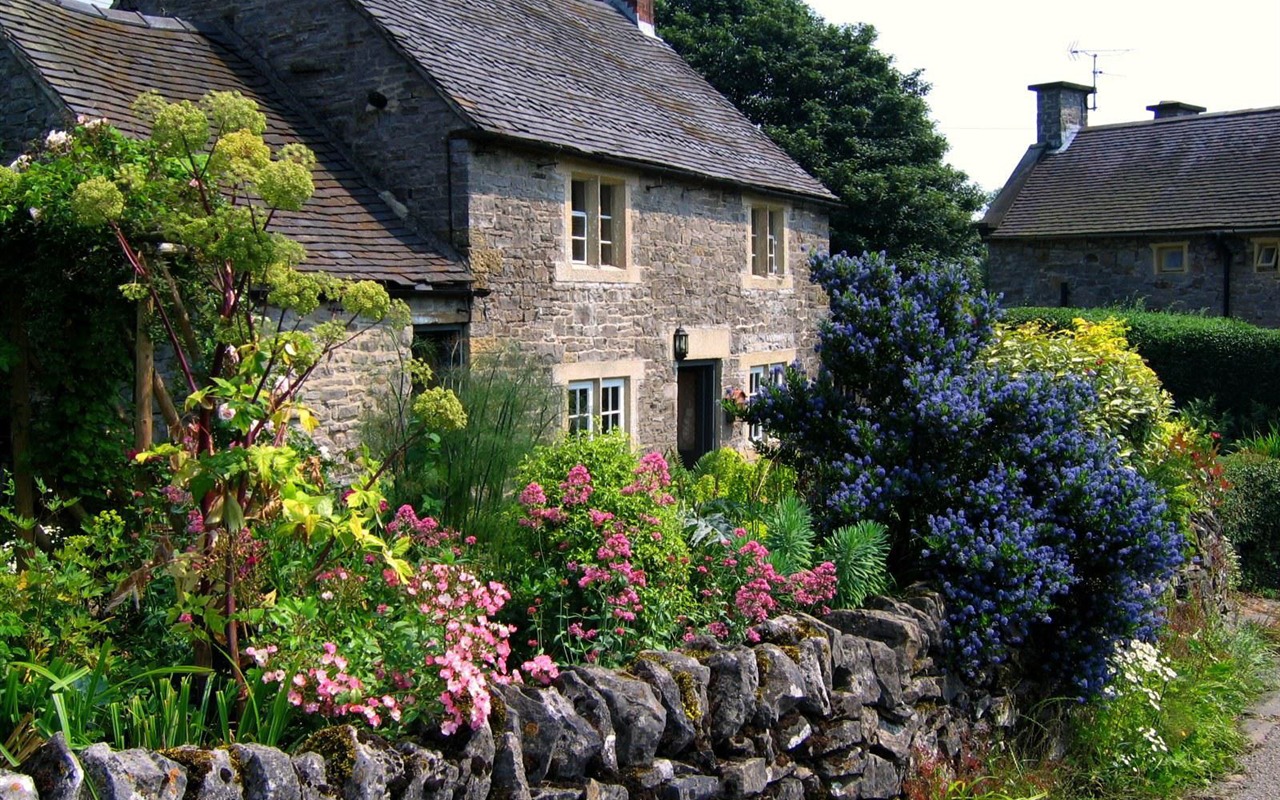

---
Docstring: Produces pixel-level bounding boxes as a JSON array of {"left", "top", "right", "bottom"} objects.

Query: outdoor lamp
[{"left": 673, "top": 326, "right": 689, "bottom": 362}]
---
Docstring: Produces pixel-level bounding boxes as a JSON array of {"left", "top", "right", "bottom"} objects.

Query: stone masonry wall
[
  {"left": 132, "top": 0, "right": 468, "bottom": 244},
  {"left": 2, "top": 592, "right": 1016, "bottom": 800},
  {"left": 0, "top": 45, "right": 66, "bottom": 160},
  {"left": 464, "top": 146, "right": 830, "bottom": 453},
  {"left": 988, "top": 233, "right": 1280, "bottom": 326}
]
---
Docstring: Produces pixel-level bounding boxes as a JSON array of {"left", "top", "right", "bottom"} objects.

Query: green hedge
[
  {"left": 1220, "top": 453, "right": 1280, "bottom": 591},
  {"left": 1003, "top": 307, "right": 1280, "bottom": 432}
]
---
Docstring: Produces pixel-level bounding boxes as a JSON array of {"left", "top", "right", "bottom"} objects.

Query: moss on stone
[
  {"left": 299, "top": 726, "right": 357, "bottom": 790},
  {"left": 673, "top": 669, "right": 701, "bottom": 721}
]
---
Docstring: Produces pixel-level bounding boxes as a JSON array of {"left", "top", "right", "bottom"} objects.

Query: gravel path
[
  {"left": 1193, "top": 598, "right": 1280, "bottom": 800},
  {"left": 1195, "top": 691, "right": 1280, "bottom": 800}
]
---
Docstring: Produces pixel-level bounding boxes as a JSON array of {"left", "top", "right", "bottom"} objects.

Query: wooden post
[{"left": 135, "top": 300, "right": 154, "bottom": 451}]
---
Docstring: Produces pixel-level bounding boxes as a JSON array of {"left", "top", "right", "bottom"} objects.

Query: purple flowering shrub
[
  {"left": 746, "top": 252, "right": 1184, "bottom": 695},
  {"left": 512, "top": 432, "right": 695, "bottom": 664}
]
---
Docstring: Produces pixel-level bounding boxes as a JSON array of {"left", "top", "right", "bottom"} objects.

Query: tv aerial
[{"left": 1068, "top": 43, "right": 1132, "bottom": 110}]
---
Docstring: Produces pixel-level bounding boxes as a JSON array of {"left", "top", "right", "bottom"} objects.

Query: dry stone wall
[{"left": 1, "top": 592, "right": 1017, "bottom": 800}]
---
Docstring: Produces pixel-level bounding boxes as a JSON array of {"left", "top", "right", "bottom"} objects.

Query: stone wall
[
  {"left": 463, "top": 146, "right": 830, "bottom": 453},
  {"left": 0, "top": 45, "right": 66, "bottom": 160},
  {"left": 1, "top": 592, "right": 1015, "bottom": 800},
  {"left": 987, "top": 233, "right": 1280, "bottom": 327},
  {"left": 132, "top": 0, "right": 469, "bottom": 245}
]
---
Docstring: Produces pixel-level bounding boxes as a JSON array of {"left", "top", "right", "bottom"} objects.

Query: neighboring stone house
[
  {"left": 981, "top": 81, "right": 1280, "bottom": 326},
  {"left": 2, "top": 0, "right": 834, "bottom": 465}
]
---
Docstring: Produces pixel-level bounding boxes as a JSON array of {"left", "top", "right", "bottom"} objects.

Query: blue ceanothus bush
[{"left": 747, "top": 252, "right": 1183, "bottom": 695}]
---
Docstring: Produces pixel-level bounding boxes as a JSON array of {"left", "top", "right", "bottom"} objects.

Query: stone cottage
[
  {"left": 1, "top": 0, "right": 835, "bottom": 464},
  {"left": 981, "top": 81, "right": 1280, "bottom": 326}
]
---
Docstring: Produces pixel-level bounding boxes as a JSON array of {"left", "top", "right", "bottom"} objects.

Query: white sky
[{"left": 805, "top": 0, "right": 1280, "bottom": 194}]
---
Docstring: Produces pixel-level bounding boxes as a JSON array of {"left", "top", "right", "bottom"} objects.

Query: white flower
[
  {"left": 76, "top": 115, "right": 108, "bottom": 130},
  {"left": 318, "top": 445, "right": 330, "bottom": 459},
  {"left": 217, "top": 404, "right": 235, "bottom": 422},
  {"left": 43, "top": 130, "right": 71, "bottom": 151},
  {"left": 28, "top": 207, "right": 41, "bottom": 222},
  {"left": 7, "top": 154, "right": 31, "bottom": 172}
]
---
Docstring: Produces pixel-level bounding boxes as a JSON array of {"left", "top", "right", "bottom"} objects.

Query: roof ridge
[
  {"left": 1081, "top": 104, "right": 1280, "bottom": 134},
  {"left": 45, "top": 0, "right": 195, "bottom": 32}
]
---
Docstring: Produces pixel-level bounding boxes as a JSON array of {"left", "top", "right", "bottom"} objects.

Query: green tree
[{"left": 656, "top": 0, "right": 984, "bottom": 259}]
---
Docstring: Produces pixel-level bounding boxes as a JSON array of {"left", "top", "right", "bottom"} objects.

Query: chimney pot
[
  {"left": 1028, "top": 81, "right": 1094, "bottom": 151},
  {"left": 1146, "top": 101, "right": 1207, "bottom": 120}
]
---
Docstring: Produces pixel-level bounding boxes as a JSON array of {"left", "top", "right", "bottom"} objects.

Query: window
[
  {"left": 566, "top": 377, "right": 628, "bottom": 435},
  {"left": 1255, "top": 240, "right": 1279, "bottom": 272},
  {"left": 570, "top": 176, "right": 624, "bottom": 267},
  {"left": 748, "top": 362, "right": 786, "bottom": 442},
  {"left": 1152, "top": 242, "right": 1188, "bottom": 274},
  {"left": 750, "top": 205, "right": 785, "bottom": 277},
  {"left": 411, "top": 325, "right": 465, "bottom": 381}
]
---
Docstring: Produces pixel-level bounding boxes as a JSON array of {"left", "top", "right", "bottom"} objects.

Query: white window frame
[
  {"left": 569, "top": 175, "right": 625, "bottom": 268},
  {"left": 747, "top": 361, "right": 786, "bottom": 443},
  {"left": 1254, "top": 239, "right": 1279, "bottom": 272},
  {"left": 567, "top": 381, "right": 594, "bottom": 435},
  {"left": 1152, "top": 242, "right": 1189, "bottom": 274},
  {"left": 750, "top": 205, "right": 785, "bottom": 277},
  {"left": 564, "top": 377, "right": 629, "bottom": 436}
]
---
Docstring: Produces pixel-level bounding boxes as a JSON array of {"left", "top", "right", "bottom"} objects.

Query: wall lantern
[{"left": 673, "top": 326, "right": 689, "bottom": 362}]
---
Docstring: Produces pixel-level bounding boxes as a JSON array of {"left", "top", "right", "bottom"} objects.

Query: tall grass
[{"left": 432, "top": 350, "right": 560, "bottom": 552}]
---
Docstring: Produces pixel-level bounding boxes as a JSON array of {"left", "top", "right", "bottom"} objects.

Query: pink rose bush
[{"left": 249, "top": 505, "right": 548, "bottom": 735}]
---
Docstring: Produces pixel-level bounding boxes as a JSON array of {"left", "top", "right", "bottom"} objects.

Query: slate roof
[
  {"left": 353, "top": 0, "right": 836, "bottom": 203},
  {"left": 984, "top": 107, "right": 1280, "bottom": 239},
  {"left": 0, "top": 0, "right": 467, "bottom": 289}
]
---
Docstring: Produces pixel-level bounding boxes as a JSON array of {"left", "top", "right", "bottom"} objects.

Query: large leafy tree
[{"left": 656, "top": 0, "right": 984, "bottom": 259}]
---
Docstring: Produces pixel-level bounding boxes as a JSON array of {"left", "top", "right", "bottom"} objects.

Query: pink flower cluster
[
  {"left": 621, "top": 452, "right": 675, "bottom": 505},
  {"left": 690, "top": 534, "right": 839, "bottom": 639},
  {"left": 560, "top": 465, "right": 595, "bottom": 506},
  {"left": 521, "top": 654, "right": 560, "bottom": 686},
  {"left": 264, "top": 642, "right": 405, "bottom": 727},
  {"left": 413, "top": 564, "right": 518, "bottom": 735},
  {"left": 386, "top": 504, "right": 450, "bottom": 549},
  {"left": 517, "top": 482, "right": 569, "bottom": 528}
]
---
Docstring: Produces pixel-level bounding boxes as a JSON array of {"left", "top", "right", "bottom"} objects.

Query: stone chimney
[
  {"left": 1028, "top": 81, "right": 1094, "bottom": 151},
  {"left": 1146, "top": 101, "right": 1206, "bottom": 120},
  {"left": 617, "top": 0, "right": 656, "bottom": 37}
]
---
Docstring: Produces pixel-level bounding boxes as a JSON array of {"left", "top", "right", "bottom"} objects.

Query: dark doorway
[{"left": 677, "top": 360, "right": 718, "bottom": 468}]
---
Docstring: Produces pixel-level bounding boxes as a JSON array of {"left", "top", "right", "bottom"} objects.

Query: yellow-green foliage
[
  {"left": 687, "top": 448, "right": 795, "bottom": 508},
  {"left": 985, "top": 318, "right": 1173, "bottom": 455}
]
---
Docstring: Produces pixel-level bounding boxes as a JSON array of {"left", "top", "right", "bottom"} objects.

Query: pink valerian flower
[
  {"left": 385, "top": 505, "right": 449, "bottom": 548},
  {"left": 567, "top": 622, "right": 599, "bottom": 640},
  {"left": 521, "top": 654, "right": 560, "bottom": 686},
  {"left": 560, "top": 465, "right": 594, "bottom": 506},
  {"left": 707, "top": 621, "right": 731, "bottom": 640},
  {"left": 597, "top": 532, "right": 632, "bottom": 561},
  {"left": 185, "top": 509, "right": 205, "bottom": 534},
  {"left": 519, "top": 482, "right": 547, "bottom": 507},
  {"left": 588, "top": 509, "right": 615, "bottom": 527},
  {"left": 787, "top": 561, "right": 838, "bottom": 608}
]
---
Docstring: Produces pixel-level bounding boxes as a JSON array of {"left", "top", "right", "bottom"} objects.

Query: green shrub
[
  {"left": 1220, "top": 452, "right": 1280, "bottom": 591},
  {"left": 984, "top": 317, "right": 1172, "bottom": 455},
  {"left": 511, "top": 434, "right": 695, "bottom": 663},
  {"left": 1004, "top": 307, "right": 1280, "bottom": 440},
  {"left": 761, "top": 495, "right": 815, "bottom": 575},
  {"left": 818, "top": 521, "right": 890, "bottom": 608}
]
